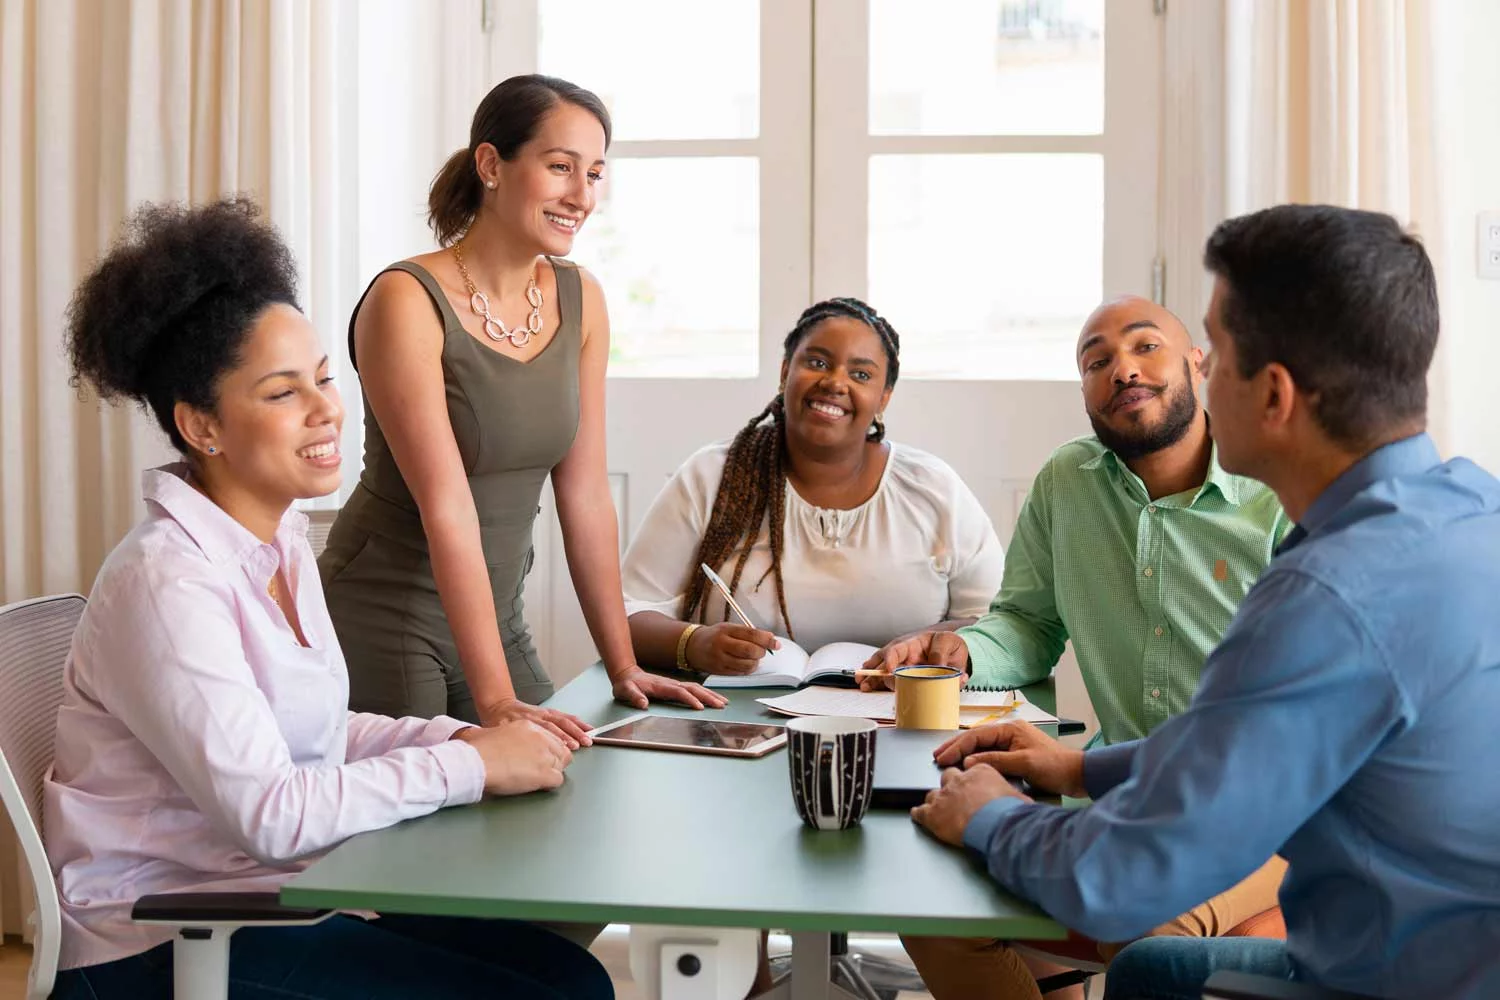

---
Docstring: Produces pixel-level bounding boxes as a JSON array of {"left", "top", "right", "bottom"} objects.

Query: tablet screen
[{"left": 596, "top": 715, "right": 785, "bottom": 753}]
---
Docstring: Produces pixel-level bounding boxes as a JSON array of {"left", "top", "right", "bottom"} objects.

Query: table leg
[
  {"left": 774, "top": 932, "right": 862, "bottom": 1000},
  {"left": 789, "top": 932, "right": 830, "bottom": 1000}
]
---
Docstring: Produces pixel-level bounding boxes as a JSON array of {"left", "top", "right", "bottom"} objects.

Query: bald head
[
  {"left": 1077, "top": 295, "right": 1193, "bottom": 361},
  {"left": 1076, "top": 294, "right": 1205, "bottom": 461}
]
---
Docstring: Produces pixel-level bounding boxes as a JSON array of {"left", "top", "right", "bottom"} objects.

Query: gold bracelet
[{"left": 675, "top": 622, "right": 702, "bottom": 671}]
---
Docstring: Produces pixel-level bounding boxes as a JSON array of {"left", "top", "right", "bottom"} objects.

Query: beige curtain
[
  {"left": 1224, "top": 0, "right": 1437, "bottom": 217},
  {"left": 1221, "top": 0, "right": 1452, "bottom": 445},
  {"left": 0, "top": 0, "right": 358, "bottom": 939}
]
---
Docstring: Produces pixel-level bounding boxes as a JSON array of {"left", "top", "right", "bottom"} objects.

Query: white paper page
[
  {"left": 754, "top": 639, "right": 811, "bottom": 680},
  {"left": 803, "top": 641, "right": 881, "bottom": 679},
  {"left": 756, "top": 687, "right": 1058, "bottom": 725}
]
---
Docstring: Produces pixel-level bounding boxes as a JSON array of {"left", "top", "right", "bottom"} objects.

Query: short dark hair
[
  {"left": 65, "top": 197, "right": 300, "bottom": 452},
  {"left": 1203, "top": 204, "right": 1438, "bottom": 448},
  {"left": 428, "top": 74, "right": 613, "bottom": 246}
]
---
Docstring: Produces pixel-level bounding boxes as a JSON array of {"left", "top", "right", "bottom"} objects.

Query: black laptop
[{"left": 871, "top": 727, "right": 1036, "bottom": 809}]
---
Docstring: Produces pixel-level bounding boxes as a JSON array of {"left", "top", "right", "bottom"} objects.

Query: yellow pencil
[
  {"left": 961, "top": 704, "right": 1016, "bottom": 729},
  {"left": 960, "top": 691, "right": 1020, "bottom": 729}
]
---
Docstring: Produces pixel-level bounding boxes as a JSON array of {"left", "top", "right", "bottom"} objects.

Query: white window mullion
[
  {"left": 607, "top": 139, "right": 762, "bottom": 158},
  {"left": 759, "top": 0, "right": 814, "bottom": 372},
  {"left": 1100, "top": 0, "right": 1164, "bottom": 312},
  {"left": 810, "top": 0, "right": 870, "bottom": 302},
  {"left": 867, "top": 134, "right": 1107, "bottom": 156}
]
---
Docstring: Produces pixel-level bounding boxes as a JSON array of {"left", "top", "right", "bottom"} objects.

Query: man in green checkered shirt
[{"left": 870, "top": 295, "right": 1290, "bottom": 1000}]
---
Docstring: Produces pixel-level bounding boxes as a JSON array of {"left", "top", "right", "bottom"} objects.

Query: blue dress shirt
[{"left": 963, "top": 434, "right": 1500, "bottom": 999}]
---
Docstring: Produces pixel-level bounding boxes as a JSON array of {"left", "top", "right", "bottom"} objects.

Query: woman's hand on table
[
  {"left": 611, "top": 665, "right": 728, "bottom": 711},
  {"left": 481, "top": 698, "right": 593, "bottom": 749},
  {"left": 686, "top": 623, "right": 780, "bottom": 676},
  {"left": 454, "top": 720, "right": 573, "bottom": 795}
]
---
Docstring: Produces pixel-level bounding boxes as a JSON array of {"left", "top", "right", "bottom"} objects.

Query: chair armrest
[
  {"left": 1202, "top": 971, "right": 1381, "bottom": 1000},
  {"left": 131, "top": 891, "right": 331, "bottom": 924}
]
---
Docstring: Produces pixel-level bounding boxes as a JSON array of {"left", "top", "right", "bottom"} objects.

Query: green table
[{"left": 283, "top": 667, "right": 1065, "bottom": 998}]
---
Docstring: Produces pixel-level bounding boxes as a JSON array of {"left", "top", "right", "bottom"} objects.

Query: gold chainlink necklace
[{"left": 451, "top": 241, "right": 544, "bottom": 348}]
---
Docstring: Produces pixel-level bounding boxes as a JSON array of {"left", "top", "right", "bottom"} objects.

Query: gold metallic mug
[{"left": 893, "top": 665, "right": 963, "bottom": 730}]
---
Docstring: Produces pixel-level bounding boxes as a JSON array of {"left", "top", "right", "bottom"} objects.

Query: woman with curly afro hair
[{"left": 46, "top": 197, "right": 612, "bottom": 1000}]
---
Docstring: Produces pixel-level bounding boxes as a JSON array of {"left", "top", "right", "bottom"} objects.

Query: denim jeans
[
  {"left": 53, "top": 913, "right": 614, "bottom": 999},
  {"left": 1103, "top": 936, "right": 1297, "bottom": 1000}
]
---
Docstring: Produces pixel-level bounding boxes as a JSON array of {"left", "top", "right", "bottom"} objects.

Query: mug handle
[{"left": 817, "top": 737, "right": 841, "bottom": 824}]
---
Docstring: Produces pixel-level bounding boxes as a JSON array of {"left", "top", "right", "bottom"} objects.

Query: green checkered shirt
[{"left": 961, "top": 436, "right": 1289, "bottom": 745}]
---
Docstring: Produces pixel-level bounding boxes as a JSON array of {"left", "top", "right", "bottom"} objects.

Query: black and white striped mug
[{"left": 786, "top": 716, "right": 878, "bottom": 831}]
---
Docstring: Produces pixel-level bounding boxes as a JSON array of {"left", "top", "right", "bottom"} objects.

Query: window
[
  {"left": 387, "top": 0, "right": 1158, "bottom": 382},
  {"left": 869, "top": 0, "right": 1104, "bottom": 136},
  {"left": 533, "top": 0, "right": 797, "bottom": 377},
  {"left": 814, "top": 0, "right": 1159, "bottom": 380},
  {"left": 867, "top": 153, "right": 1103, "bottom": 377}
]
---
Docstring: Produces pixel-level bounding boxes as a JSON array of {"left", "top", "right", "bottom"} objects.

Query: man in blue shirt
[{"left": 913, "top": 203, "right": 1500, "bottom": 1000}]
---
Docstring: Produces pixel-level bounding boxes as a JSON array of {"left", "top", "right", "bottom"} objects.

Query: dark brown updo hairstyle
[
  {"left": 66, "top": 197, "right": 299, "bottom": 453},
  {"left": 679, "top": 297, "right": 901, "bottom": 639},
  {"left": 427, "top": 74, "right": 613, "bottom": 246}
]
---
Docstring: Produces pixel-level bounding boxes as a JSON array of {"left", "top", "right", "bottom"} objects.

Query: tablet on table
[{"left": 590, "top": 713, "right": 788, "bottom": 758}]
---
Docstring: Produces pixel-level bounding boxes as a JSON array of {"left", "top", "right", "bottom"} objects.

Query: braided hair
[{"left": 679, "top": 297, "right": 901, "bottom": 638}]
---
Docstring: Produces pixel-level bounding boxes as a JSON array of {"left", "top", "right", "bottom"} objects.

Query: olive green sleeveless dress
[{"left": 318, "top": 259, "right": 581, "bottom": 721}]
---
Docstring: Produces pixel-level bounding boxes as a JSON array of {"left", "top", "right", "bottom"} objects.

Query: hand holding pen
[{"left": 684, "top": 564, "right": 781, "bottom": 676}]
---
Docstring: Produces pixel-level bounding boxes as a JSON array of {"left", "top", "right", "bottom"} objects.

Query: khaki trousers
[{"left": 901, "top": 857, "right": 1288, "bottom": 1000}]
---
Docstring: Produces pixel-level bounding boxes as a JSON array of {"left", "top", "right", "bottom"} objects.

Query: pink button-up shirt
[{"left": 44, "top": 466, "right": 486, "bottom": 969}]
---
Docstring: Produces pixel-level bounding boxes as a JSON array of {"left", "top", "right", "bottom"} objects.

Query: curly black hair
[{"left": 65, "top": 197, "right": 300, "bottom": 452}]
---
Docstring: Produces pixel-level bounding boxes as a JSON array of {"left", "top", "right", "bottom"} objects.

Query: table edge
[{"left": 280, "top": 884, "right": 1066, "bottom": 939}]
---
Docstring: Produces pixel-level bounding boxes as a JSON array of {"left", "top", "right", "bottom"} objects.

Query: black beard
[{"left": 1088, "top": 362, "right": 1199, "bottom": 461}]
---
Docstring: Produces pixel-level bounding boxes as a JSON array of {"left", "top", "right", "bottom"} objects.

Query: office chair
[
  {"left": 762, "top": 932, "right": 926, "bottom": 1000},
  {"left": 0, "top": 593, "right": 331, "bottom": 1000}
]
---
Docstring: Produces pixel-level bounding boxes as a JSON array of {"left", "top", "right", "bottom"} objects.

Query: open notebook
[{"left": 702, "top": 641, "right": 879, "bottom": 689}]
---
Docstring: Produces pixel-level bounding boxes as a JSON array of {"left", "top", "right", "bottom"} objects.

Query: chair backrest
[
  {"left": 0, "top": 593, "right": 86, "bottom": 1000},
  {"left": 306, "top": 508, "right": 338, "bottom": 558}
]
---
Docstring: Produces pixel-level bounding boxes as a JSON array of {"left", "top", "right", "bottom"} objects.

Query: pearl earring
[{"left": 485, "top": 181, "right": 496, "bottom": 189}]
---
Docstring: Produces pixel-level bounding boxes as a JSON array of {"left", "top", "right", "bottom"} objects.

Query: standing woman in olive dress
[{"left": 319, "top": 75, "right": 722, "bottom": 747}]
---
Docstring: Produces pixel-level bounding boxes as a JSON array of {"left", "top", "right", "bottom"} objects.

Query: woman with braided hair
[{"left": 622, "top": 297, "right": 1005, "bottom": 677}]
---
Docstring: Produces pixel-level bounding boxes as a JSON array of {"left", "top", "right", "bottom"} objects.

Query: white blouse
[
  {"left": 622, "top": 441, "right": 1005, "bottom": 651},
  {"left": 45, "top": 467, "right": 485, "bottom": 969}
]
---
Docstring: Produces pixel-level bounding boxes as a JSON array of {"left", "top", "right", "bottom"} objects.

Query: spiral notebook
[{"left": 754, "top": 686, "right": 1059, "bottom": 726}]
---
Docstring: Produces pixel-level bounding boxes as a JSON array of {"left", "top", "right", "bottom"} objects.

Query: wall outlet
[{"left": 1480, "top": 212, "right": 1500, "bottom": 280}]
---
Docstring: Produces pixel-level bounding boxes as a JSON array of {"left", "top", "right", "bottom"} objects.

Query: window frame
[
  {"left": 811, "top": 0, "right": 1163, "bottom": 381},
  {"left": 492, "top": 0, "right": 815, "bottom": 381}
]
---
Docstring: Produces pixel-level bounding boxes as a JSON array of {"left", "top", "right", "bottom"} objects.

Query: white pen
[{"left": 699, "top": 563, "right": 758, "bottom": 630}]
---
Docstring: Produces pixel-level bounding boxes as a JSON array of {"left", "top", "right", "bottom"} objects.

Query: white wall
[
  {"left": 1431, "top": 2, "right": 1500, "bottom": 471},
  {"left": 355, "top": 0, "right": 448, "bottom": 279}
]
